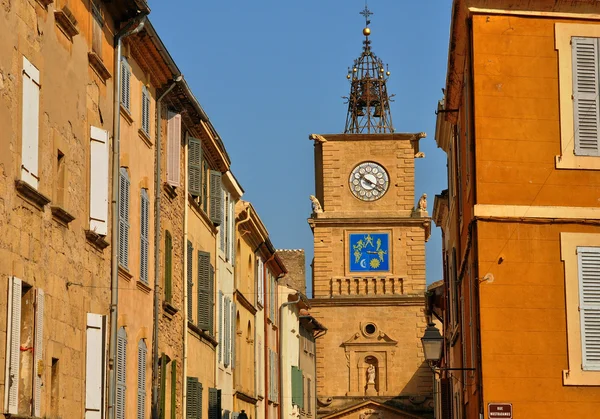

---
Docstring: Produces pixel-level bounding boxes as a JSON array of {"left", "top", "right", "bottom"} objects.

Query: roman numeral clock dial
[{"left": 349, "top": 161, "right": 389, "bottom": 201}]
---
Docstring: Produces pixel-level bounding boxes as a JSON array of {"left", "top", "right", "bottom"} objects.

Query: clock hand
[{"left": 362, "top": 175, "right": 384, "bottom": 192}]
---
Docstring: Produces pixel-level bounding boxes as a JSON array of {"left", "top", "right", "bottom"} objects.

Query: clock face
[{"left": 349, "top": 161, "right": 389, "bottom": 201}]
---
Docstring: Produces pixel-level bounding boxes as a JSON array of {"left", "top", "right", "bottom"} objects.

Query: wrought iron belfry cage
[{"left": 344, "top": 6, "right": 394, "bottom": 134}]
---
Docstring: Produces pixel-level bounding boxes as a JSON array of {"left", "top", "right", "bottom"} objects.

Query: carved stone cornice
[
  {"left": 15, "top": 180, "right": 50, "bottom": 210},
  {"left": 309, "top": 296, "right": 425, "bottom": 307},
  {"left": 235, "top": 290, "right": 258, "bottom": 315}
]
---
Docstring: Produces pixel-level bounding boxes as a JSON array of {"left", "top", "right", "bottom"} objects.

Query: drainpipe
[
  {"left": 109, "top": 14, "right": 148, "bottom": 419},
  {"left": 151, "top": 77, "right": 181, "bottom": 419},
  {"left": 279, "top": 293, "right": 301, "bottom": 419},
  {"left": 182, "top": 131, "right": 190, "bottom": 417}
]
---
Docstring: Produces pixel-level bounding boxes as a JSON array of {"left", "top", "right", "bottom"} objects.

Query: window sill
[
  {"left": 118, "top": 265, "right": 132, "bottom": 281},
  {"left": 120, "top": 104, "right": 133, "bottom": 125},
  {"left": 15, "top": 179, "right": 50, "bottom": 210},
  {"left": 163, "top": 182, "right": 178, "bottom": 200},
  {"left": 36, "top": 0, "right": 52, "bottom": 7},
  {"left": 88, "top": 52, "right": 111, "bottom": 83},
  {"left": 138, "top": 128, "right": 153, "bottom": 148},
  {"left": 85, "top": 229, "right": 109, "bottom": 250},
  {"left": 51, "top": 205, "right": 75, "bottom": 226},
  {"left": 188, "top": 193, "right": 218, "bottom": 234},
  {"left": 55, "top": 9, "right": 79, "bottom": 40},
  {"left": 187, "top": 321, "right": 218, "bottom": 347},
  {"left": 163, "top": 300, "right": 179, "bottom": 317},
  {"left": 136, "top": 280, "right": 151, "bottom": 294},
  {"left": 556, "top": 154, "right": 600, "bottom": 171}
]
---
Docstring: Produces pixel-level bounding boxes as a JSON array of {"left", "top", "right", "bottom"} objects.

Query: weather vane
[{"left": 360, "top": 3, "right": 373, "bottom": 27}]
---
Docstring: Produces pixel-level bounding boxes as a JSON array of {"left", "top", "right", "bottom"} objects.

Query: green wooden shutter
[
  {"left": 578, "top": 247, "right": 600, "bottom": 370},
  {"left": 165, "top": 231, "right": 172, "bottom": 302},
  {"left": 209, "top": 170, "right": 223, "bottom": 225},
  {"left": 208, "top": 264, "right": 215, "bottom": 335},
  {"left": 291, "top": 367, "right": 303, "bottom": 409},
  {"left": 137, "top": 340, "right": 147, "bottom": 419},
  {"left": 118, "top": 168, "right": 130, "bottom": 269},
  {"left": 197, "top": 251, "right": 211, "bottom": 331},
  {"left": 186, "top": 377, "right": 198, "bottom": 419},
  {"left": 116, "top": 327, "right": 127, "bottom": 419},
  {"left": 140, "top": 189, "right": 149, "bottom": 284},
  {"left": 170, "top": 360, "right": 177, "bottom": 419},
  {"left": 198, "top": 381, "right": 204, "bottom": 419},
  {"left": 160, "top": 354, "right": 167, "bottom": 419},
  {"left": 573, "top": 37, "right": 600, "bottom": 156},
  {"left": 187, "top": 240, "right": 194, "bottom": 320},
  {"left": 189, "top": 137, "right": 202, "bottom": 196},
  {"left": 208, "top": 388, "right": 221, "bottom": 419}
]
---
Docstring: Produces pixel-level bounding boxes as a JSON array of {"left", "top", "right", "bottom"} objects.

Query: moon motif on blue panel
[{"left": 349, "top": 233, "right": 389, "bottom": 272}]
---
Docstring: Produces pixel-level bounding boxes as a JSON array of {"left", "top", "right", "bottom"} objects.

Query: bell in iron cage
[
  {"left": 356, "top": 106, "right": 365, "bottom": 116},
  {"left": 373, "top": 105, "right": 384, "bottom": 118}
]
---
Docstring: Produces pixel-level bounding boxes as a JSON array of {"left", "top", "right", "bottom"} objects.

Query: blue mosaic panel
[{"left": 349, "top": 233, "right": 389, "bottom": 272}]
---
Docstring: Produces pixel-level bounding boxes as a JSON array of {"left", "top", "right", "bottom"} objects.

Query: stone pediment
[
  {"left": 321, "top": 400, "right": 425, "bottom": 419},
  {"left": 342, "top": 327, "right": 397, "bottom": 348}
]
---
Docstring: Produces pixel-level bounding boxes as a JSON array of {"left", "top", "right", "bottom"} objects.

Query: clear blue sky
[{"left": 147, "top": 1, "right": 452, "bottom": 294}]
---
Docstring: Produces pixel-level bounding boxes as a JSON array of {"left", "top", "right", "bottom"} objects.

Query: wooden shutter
[
  {"left": 208, "top": 265, "right": 215, "bottom": 335},
  {"left": 21, "top": 56, "right": 40, "bottom": 188},
  {"left": 307, "top": 377, "right": 312, "bottom": 414},
  {"left": 116, "top": 327, "right": 127, "bottom": 419},
  {"left": 186, "top": 377, "right": 198, "bottom": 419},
  {"left": 90, "top": 126, "right": 109, "bottom": 235},
  {"left": 208, "top": 388, "right": 221, "bottom": 419},
  {"left": 578, "top": 247, "right": 600, "bottom": 370},
  {"left": 141, "top": 86, "right": 150, "bottom": 134},
  {"left": 229, "top": 200, "right": 235, "bottom": 265},
  {"left": 573, "top": 37, "right": 600, "bottom": 156},
  {"left": 165, "top": 231, "right": 172, "bottom": 302},
  {"left": 218, "top": 291, "right": 223, "bottom": 363},
  {"left": 33, "top": 289, "right": 44, "bottom": 417},
  {"left": 85, "top": 313, "right": 106, "bottom": 419},
  {"left": 121, "top": 57, "right": 130, "bottom": 111},
  {"left": 257, "top": 258, "right": 264, "bottom": 306},
  {"left": 170, "top": 360, "right": 177, "bottom": 419},
  {"left": 440, "top": 378, "right": 452, "bottom": 419},
  {"left": 5, "top": 277, "right": 22, "bottom": 414},
  {"left": 197, "top": 251, "right": 211, "bottom": 331},
  {"left": 137, "top": 340, "right": 147, "bottom": 419},
  {"left": 209, "top": 171, "right": 223, "bottom": 226},
  {"left": 291, "top": 366, "right": 303, "bottom": 409},
  {"left": 118, "top": 168, "right": 130, "bottom": 269},
  {"left": 167, "top": 112, "right": 181, "bottom": 187},
  {"left": 231, "top": 302, "right": 236, "bottom": 370},
  {"left": 224, "top": 298, "right": 230, "bottom": 367},
  {"left": 188, "top": 137, "right": 202, "bottom": 197},
  {"left": 187, "top": 240, "right": 194, "bottom": 320},
  {"left": 160, "top": 354, "right": 167, "bottom": 419},
  {"left": 140, "top": 189, "right": 149, "bottom": 284}
]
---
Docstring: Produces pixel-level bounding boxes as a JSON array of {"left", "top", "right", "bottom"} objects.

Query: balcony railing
[{"left": 329, "top": 276, "right": 403, "bottom": 297}]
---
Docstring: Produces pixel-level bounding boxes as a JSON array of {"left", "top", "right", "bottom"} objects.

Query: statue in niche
[{"left": 367, "top": 364, "right": 376, "bottom": 384}]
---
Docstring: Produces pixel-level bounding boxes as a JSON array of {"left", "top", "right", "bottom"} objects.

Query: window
[
  {"left": 167, "top": 112, "right": 181, "bottom": 186},
  {"left": 197, "top": 251, "right": 214, "bottom": 334},
  {"left": 91, "top": 0, "right": 103, "bottom": 55},
  {"left": 224, "top": 297, "right": 231, "bottom": 367},
  {"left": 121, "top": 57, "right": 131, "bottom": 111},
  {"left": 186, "top": 377, "right": 202, "bottom": 419},
  {"left": 5, "top": 278, "right": 44, "bottom": 416},
  {"left": 218, "top": 291, "right": 223, "bottom": 363},
  {"left": 85, "top": 314, "right": 107, "bottom": 419},
  {"left": 118, "top": 168, "right": 130, "bottom": 269},
  {"left": 561, "top": 233, "right": 600, "bottom": 385},
  {"left": 208, "top": 388, "right": 221, "bottom": 419},
  {"left": 555, "top": 24, "right": 600, "bottom": 169},
  {"left": 450, "top": 248, "right": 459, "bottom": 329},
  {"left": 137, "top": 340, "right": 147, "bottom": 419},
  {"left": 140, "top": 189, "right": 149, "bottom": 284},
  {"left": 90, "top": 126, "right": 109, "bottom": 235},
  {"left": 165, "top": 231, "right": 172, "bottom": 302},
  {"left": 291, "top": 366, "right": 304, "bottom": 409},
  {"left": 187, "top": 240, "right": 194, "bottom": 320},
  {"left": 21, "top": 56, "right": 41, "bottom": 189},
  {"left": 141, "top": 85, "right": 150, "bottom": 135},
  {"left": 116, "top": 327, "right": 127, "bottom": 419},
  {"left": 463, "top": 68, "right": 471, "bottom": 184}
]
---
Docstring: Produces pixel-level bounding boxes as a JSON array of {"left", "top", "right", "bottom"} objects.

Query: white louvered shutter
[
  {"left": 118, "top": 168, "right": 130, "bottom": 268},
  {"left": 33, "top": 289, "right": 44, "bottom": 417},
  {"left": 578, "top": 247, "right": 600, "bottom": 370},
  {"left": 218, "top": 291, "right": 223, "bottom": 363},
  {"left": 573, "top": 37, "right": 600, "bottom": 156},
  {"left": 187, "top": 240, "right": 194, "bottom": 321},
  {"left": 230, "top": 200, "right": 236, "bottom": 266},
  {"left": 231, "top": 301, "right": 236, "bottom": 369},
  {"left": 4, "top": 277, "right": 22, "bottom": 414},
  {"left": 141, "top": 86, "right": 150, "bottom": 135},
  {"left": 208, "top": 265, "right": 215, "bottom": 335},
  {"left": 21, "top": 56, "right": 40, "bottom": 188},
  {"left": 140, "top": 189, "right": 149, "bottom": 284},
  {"left": 188, "top": 137, "right": 202, "bottom": 197},
  {"left": 167, "top": 112, "right": 181, "bottom": 187},
  {"left": 137, "top": 340, "right": 147, "bottom": 419},
  {"left": 90, "top": 127, "right": 109, "bottom": 235},
  {"left": 209, "top": 171, "right": 223, "bottom": 226},
  {"left": 224, "top": 298, "right": 230, "bottom": 367},
  {"left": 116, "top": 327, "right": 127, "bottom": 419},
  {"left": 85, "top": 313, "right": 106, "bottom": 419},
  {"left": 257, "top": 258, "right": 264, "bottom": 306},
  {"left": 197, "top": 251, "right": 211, "bottom": 331},
  {"left": 121, "top": 57, "right": 130, "bottom": 111}
]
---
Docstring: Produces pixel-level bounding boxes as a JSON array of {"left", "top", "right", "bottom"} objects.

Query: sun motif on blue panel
[{"left": 349, "top": 233, "right": 389, "bottom": 272}]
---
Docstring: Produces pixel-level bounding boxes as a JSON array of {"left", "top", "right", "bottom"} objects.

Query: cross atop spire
[{"left": 359, "top": 3, "right": 373, "bottom": 27}]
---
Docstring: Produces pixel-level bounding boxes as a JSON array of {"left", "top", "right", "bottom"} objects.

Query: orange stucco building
[{"left": 432, "top": 1, "right": 600, "bottom": 418}]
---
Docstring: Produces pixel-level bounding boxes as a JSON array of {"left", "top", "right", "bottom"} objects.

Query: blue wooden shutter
[
  {"left": 140, "top": 189, "right": 149, "bottom": 284},
  {"left": 119, "top": 168, "right": 130, "bottom": 268},
  {"left": 573, "top": 37, "right": 600, "bottom": 156},
  {"left": 578, "top": 247, "right": 600, "bottom": 370},
  {"left": 137, "top": 340, "right": 147, "bottom": 419},
  {"left": 141, "top": 85, "right": 150, "bottom": 134},
  {"left": 189, "top": 137, "right": 202, "bottom": 197},
  {"left": 197, "top": 251, "right": 211, "bottom": 331},
  {"left": 187, "top": 240, "right": 194, "bottom": 320},
  {"left": 291, "top": 366, "right": 304, "bottom": 409},
  {"left": 165, "top": 231, "right": 172, "bottom": 302},
  {"left": 209, "top": 171, "right": 223, "bottom": 226},
  {"left": 116, "top": 327, "right": 127, "bottom": 419},
  {"left": 120, "top": 57, "right": 130, "bottom": 111}
]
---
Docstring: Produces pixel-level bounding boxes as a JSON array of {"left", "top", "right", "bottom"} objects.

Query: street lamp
[{"left": 421, "top": 322, "right": 443, "bottom": 362}]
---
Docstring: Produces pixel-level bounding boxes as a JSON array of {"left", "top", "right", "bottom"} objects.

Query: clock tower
[{"left": 308, "top": 7, "right": 433, "bottom": 419}]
